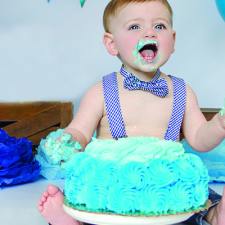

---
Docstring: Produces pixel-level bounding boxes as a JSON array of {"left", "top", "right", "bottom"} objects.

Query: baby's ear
[
  {"left": 103, "top": 32, "right": 118, "bottom": 56},
  {"left": 171, "top": 30, "right": 176, "bottom": 53}
]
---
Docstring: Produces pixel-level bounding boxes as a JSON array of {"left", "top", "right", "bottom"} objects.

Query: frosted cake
[{"left": 64, "top": 137, "right": 209, "bottom": 216}]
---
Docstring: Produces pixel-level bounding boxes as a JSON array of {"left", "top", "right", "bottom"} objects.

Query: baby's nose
[{"left": 144, "top": 29, "right": 157, "bottom": 38}]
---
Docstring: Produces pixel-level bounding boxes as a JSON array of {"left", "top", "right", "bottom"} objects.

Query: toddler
[{"left": 38, "top": 0, "right": 225, "bottom": 224}]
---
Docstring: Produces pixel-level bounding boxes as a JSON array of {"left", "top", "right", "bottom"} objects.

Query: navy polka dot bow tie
[{"left": 120, "top": 66, "right": 169, "bottom": 98}]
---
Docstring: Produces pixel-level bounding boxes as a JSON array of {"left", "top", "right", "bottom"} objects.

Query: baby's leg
[
  {"left": 38, "top": 185, "right": 80, "bottom": 225},
  {"left": 206, "top": 187, "right": 225, "bottom": 225},
  {"left": 184, "top": 188, "right": 224, "bottom": 225}
]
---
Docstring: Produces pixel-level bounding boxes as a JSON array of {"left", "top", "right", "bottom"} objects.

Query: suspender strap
[
  {"left": 164, "top": 75, "right": 186, "bottom": 141},
  {"left": 102, "top": 73, "right": 127, "bottom": 139}
]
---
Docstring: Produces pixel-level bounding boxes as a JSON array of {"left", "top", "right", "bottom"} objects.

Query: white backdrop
[{"left": 0, "top": 0, "right": 224, "bottom": 110}]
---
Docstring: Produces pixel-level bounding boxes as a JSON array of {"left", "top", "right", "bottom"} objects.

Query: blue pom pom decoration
[{"left": 0, "top": 129, "right": 40, "bottom": 187}]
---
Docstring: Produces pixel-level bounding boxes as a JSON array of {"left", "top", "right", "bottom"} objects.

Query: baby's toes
[{"left": 47, "top": 184, "right": 60, "bottom": 196}]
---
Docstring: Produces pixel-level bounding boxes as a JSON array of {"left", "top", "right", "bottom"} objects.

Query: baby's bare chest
[
  {"left": 98, "top": 74, "right": 176, "bottom": 138},
  {"left": 99, "top": 90, "right": 173, "bottom": 138},
  {"left": 101, "top": 88, "right": 173, "bottom": 126},
  {"left": 120, "top": 90, "right": 173, "bottom": 124}
]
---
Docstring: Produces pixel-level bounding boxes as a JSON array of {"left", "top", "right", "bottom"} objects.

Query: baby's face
[{"left": 106, "top": 1, "right": 175, "bottom": 74}]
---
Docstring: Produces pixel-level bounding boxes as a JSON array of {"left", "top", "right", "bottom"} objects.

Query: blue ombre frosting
[{"left": 64, "top": 137, "right": 209, "bottom": 215}]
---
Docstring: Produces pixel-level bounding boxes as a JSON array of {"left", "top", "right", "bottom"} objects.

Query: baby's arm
[
  {"left": 64, "top": 82, "right": 104, "bottom": 149},
  {"left": 182, "top": 84, "right": 225, "bottom": 151}
]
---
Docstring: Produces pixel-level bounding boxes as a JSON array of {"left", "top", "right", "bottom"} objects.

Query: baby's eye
[
  {"left": 154, "top": 23, "right": 166, "bottom": 31},
  {"left": 128, "top": 24, "right": 141, "bottom": 31}
]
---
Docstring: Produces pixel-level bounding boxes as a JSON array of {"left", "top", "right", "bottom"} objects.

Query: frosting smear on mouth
[
  {"left": 139, "top": 43, "right": 157, "bottom": 62},
  {"left": 133, "top": 39, "right": 158, "bottom": 64}
]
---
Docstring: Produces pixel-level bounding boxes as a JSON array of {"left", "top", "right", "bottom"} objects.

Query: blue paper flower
[{"left": 0, "top": 129, "right": 40, "bottom": 187}]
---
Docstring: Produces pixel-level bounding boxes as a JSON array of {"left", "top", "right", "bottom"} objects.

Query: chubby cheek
[
  {"left": 116, "top": 36, "right": 138, "bottom": 59},
  {"left": 162, "top": 37, "right": 175, "bottom": 55},
  {"left": 155, "top": 36, "right": 175, "bottom": 65}
]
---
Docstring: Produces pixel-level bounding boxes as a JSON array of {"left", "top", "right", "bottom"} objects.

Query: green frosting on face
[{"left": 132, "top": 39, "right": 158, "bottom": 66}]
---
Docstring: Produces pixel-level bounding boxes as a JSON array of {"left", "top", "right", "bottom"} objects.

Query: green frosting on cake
[
  {"left": 64, "top": 137, "right": 209, "bottom": 216},
  {"left": 85, "top": 137, "right": 184, "bottom": 163}
]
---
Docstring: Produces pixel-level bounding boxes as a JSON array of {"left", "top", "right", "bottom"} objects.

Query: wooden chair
[
  {"left": 0, "top": 102, "right": 73, "bottom": 146},
  {"left": 201, "top": 108, "right": 220, "bottom": 121}
]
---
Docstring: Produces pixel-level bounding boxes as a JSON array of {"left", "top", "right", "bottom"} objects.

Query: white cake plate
[{"left": 63, "top": 204, "right": 194, "bottom": 225}]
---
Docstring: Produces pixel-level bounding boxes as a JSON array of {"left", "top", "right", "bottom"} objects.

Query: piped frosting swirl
[{"left": 64, "top": 137, "right": 209, "bottom": 215}]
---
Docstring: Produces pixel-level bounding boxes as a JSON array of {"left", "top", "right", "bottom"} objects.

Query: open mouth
[{"left": 138, "top": 42, "right": 158, "bottom": 63}]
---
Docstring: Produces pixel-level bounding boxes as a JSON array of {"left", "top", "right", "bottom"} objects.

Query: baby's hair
[{"left": 103, "top": 0, "right": 173, "bottom": 32}]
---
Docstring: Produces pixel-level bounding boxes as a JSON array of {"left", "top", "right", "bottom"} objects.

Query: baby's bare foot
[
  {"left": 206, "top": 187, "right": 225, "bottom": 225},
  {"left": 38, "top": 184, "right": 79, "bottom": 225}
]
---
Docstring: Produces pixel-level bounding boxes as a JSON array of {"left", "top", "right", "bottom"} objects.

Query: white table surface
[{"left": 0, "top": 177, "right": 224, "bottom": 225}]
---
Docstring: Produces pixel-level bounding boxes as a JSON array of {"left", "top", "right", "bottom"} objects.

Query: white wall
[{"left": 0, "top": 0, "right": 224, "bottom": 110}]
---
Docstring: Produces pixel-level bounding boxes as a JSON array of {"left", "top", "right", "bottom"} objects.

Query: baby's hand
[
  {"left": 41, "top": 129, "right": 82, "bottom": 165},
  {"left": 60, "top": 132, "right": 82, "bottom": 151},
  {"left": 56, "top": 132, "right": 71, "bottom": 143}
]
